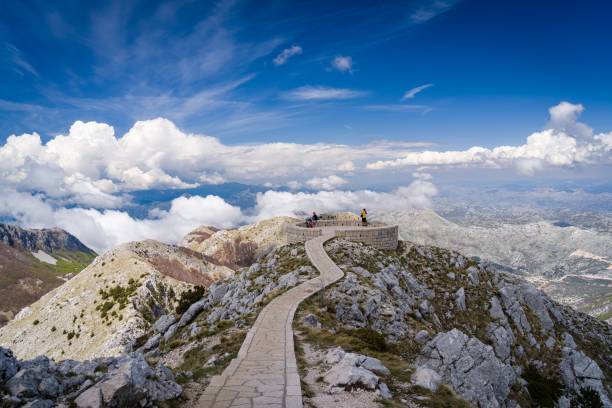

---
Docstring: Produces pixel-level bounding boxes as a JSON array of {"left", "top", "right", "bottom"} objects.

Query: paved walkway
[{"left": 196, "top": 230, "right": 344, "bottom": 408}]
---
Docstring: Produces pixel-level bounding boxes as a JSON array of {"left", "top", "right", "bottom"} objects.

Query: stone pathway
[{"left": 196, "top": 230, "right": 344, "bottom": 408}]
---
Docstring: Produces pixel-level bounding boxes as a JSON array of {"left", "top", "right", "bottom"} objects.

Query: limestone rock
[
  {"left": 411, "top": 366, "right": 441, "bottom": 391},
  {"left": 415, "top": 330, "right": 430, "bottom": 345},
  {"left": 0, "top": 347, "right": 18, "bottom": 381},
  {"left": 455, "top": 287, "right": 466, "bottom": 311},
  {"left": 418, "top": 329, "right": 517, "bottom": 407},
  {"left": 74, "top": 386, "right": 102, "bottom": 408},
  {"left": 324, "top": 365, "right": 379, "bottom": 390},
  {"left": 152, "top": 315, "right": 176, "bottom": 334}
]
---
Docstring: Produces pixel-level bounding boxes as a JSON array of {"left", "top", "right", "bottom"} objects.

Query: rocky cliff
[
  {"left": 0, "top": 224, "right": 96, "bottom": 255},
  {"left": 0, "top": 224, "right": 96, "bottom": 325},
  {"left": 180, "top": 216, "right": 297, "bottom": 268}
]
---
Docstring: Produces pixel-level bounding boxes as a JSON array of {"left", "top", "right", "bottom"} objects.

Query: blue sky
[{"left": 2, "top": 0, "right": 612, "bottom": 147}]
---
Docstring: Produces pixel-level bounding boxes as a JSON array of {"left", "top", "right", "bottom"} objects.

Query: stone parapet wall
[
  {"left": 285, "top": 221, "right": 398, "bottom": 250},
  {"left": 335, "top": 225, "right": 398, "bottom": 250}
]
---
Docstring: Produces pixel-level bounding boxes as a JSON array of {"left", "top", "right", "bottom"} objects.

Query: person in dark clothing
[{"left": 312, "top": 212, "right": 319, "bottom": 222}]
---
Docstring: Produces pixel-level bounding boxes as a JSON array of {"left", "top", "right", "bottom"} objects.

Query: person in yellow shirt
[{"left": 360, "top": 208, "right": 367, "bottom": 226}]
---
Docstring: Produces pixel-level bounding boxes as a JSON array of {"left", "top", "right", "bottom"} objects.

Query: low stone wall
[
  {"left": 286, "top": 221, "right": 398, "bottom": 250},
  {"left": 335, "top": 225, "right": 398, "bottom": 250}
]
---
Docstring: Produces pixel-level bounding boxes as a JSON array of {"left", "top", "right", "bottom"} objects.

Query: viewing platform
[{"left": 285, "top": 219, "right": 399, "bottom": 250}]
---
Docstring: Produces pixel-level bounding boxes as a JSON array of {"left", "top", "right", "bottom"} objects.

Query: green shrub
[
  {"left": 572, "top": 387, "right": 604, "bottom": 408},
  {"left": 32, "top": 320, "right": 39, "bottom": 325},
  {"left": 176, "top": 286, "right": 206, "bottom": 315},
  {"left": 523, "top": 365, "right": 563, "bottom": 408}
]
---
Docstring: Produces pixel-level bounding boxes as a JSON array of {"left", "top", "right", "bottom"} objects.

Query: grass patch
[
  {"left": 413, "top": 385, "right": 472, "bottom": 408},
  {"left": 50, "top": 250, "right": 96, "bottom": 274},
  {"left": 178, "top": 329, "right": 246, "bottom": 381}
]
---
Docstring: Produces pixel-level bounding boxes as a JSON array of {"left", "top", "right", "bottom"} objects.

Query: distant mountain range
[
  {"left": 0, "top": 224, "right": 96, "bottom": 325},
  {"left": 381, "top": 209, "right": 612, "bottom": 322}
]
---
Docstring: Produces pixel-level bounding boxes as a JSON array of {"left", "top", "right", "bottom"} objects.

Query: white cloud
[
  {"left": 364, "top": 104, "right": 432, "bottom": 114},
  {"left": 252, "top": 179, "right": 438, "bottom": 221},
  {"left": 411, "top": 1, "right": 459, "bottom": 23},
  {"left": 337, "top": 161, "right": 355, "bottom": 172},
  {"left": 331, "top": 56, "right": 353, "bottom": 73},
  {"left": 1, "top": 177, "right": 438, "bottom": 252},
  {"left": 0, "top": 188, "right": 243, "bottom": 253},
  {"left": 367, "top": 102, "right": 612, "bottom": 175},
  {"left": 0, "top": 117, "right": 413, "bottom": 207},
  {"left": 402, "top": 83, "right": 433, "bottom": 100},
  {"left": 284, "top": 86, "right": 367, "bottom": 101},
  {"left": 286, "top": 181, "right": 302, "bottom": 190},
  {"left": 273, "top": 45, "right": 303, "bottom": 66},
  {"left": 305, "top": 175, "right": 348, "bottom": 190}
]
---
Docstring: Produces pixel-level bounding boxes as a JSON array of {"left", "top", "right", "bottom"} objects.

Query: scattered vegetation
[
  {"left": 95, "top": 278, "right": 140, "bottom": 320},
  {"left": 523, "top": 365, "right": 563, "bottom": 408},
  {"left": 175, "top": 286, "right": 206, "bottom": 315},
  {"left": 32, "top": 319, "right": 39, "bottom": 325},
  {"left": 412, "top": 385, "right": 473, "bottom": 408},
  {"left": 572, "top": 387, "right": 604, "bottom": 408}
]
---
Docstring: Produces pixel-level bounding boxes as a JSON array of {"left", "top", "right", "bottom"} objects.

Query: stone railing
[{"left": 286, "top": 220, "right": 398, "bottom": 250}]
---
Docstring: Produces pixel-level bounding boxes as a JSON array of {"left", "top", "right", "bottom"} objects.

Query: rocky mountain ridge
[
  {"left": 0, "top": 224, "right": 95, "bottom": 255},
  {"left": 0, "top": 224, "right": 96, "bottom": 326},
  {"left": 0, "top": 240, "right": 232, "bottom": 361},
  {"left": 294, "top": 238, "right": 611, "bottom": 407},
  {"left": 380, "top": 209, "right": 612, "bottom": 322},
  {"left": 180, "top": 216, "right": 297, "bottom": 268},
  {"left": 0, "top": 218, "right": 609, "bottom": 407}
]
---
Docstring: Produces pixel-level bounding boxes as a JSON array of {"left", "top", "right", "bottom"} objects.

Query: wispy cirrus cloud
[
  {"left": 411, "top": 1, "right": 460, "bottom": 23},
  {"left": 273, "top": 45, "right": 303, "bottom": 66},
  {"left": 2, "top": 43, "right": 39, "bottom": 77},
  {"left": 402, "top": 83, "right": 433, "bottom": 100},
  {"left": 363, "top": 104, "right": 433, "bottom": 114},
  {"left": 284, "top": 86, "right": 367, "bottom": 101}
]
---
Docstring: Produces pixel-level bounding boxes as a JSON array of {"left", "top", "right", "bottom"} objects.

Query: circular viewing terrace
[{"left": 285, "top": 219, "right": 399, "bottom": 250}]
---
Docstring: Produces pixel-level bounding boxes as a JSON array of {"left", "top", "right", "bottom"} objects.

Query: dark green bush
[
  {"left": 176, "top": 286, "right": 206, "bottom": 315},
  {"left": 572, "top": 387, "right": 604, "bottom": 408},
  {"left": 524, "top": 365, "right": 563, "bottom": 408}
]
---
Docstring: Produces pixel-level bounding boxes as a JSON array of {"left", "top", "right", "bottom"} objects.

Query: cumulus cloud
[
  {"left": 251, "top": 178, "right": 438, "bottom": 221},
  {"left": 331, "top": 56, "right": 353, "bottom": 73},
  {"left": 0, "top": 188, "right": 243, "bottom": 253},
  {"left": 305, "top": 175, "right": 348, "bottom": 190},
  {"left": 1, "top": 175, "right": 437, "bottom": 252},
  {"left": 0, "top": 117, "right": 411, "bottom": 207},
  {"left": 284, "top": 85, "right": 367, "bottom": 100},
  {"left": 402, "top": 83, "right": 433, "bottom": 100},
  {"left": 367, "top": 102, "right": 612, "bottom": 175},
  {"left": 273, "top": 45, "right": 302, "bottom": 66}
]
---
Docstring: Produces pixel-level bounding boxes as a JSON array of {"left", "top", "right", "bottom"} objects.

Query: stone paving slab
[{"left": 196, "top": 229, "right": 345, "bottom": 408}]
